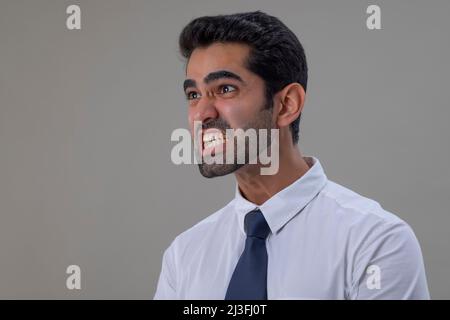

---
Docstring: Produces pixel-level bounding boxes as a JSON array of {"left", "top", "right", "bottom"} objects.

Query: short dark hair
[{"left": 179, "top": 11, "right": 308, "bottom": 144}]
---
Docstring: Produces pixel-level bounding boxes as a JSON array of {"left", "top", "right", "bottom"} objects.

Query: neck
[{"left": 234, "top": 144, "right": 311, "bottom": 205}]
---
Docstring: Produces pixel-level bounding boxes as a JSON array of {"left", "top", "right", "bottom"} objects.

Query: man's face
[{"left": 184, "top": 42, "right": 274, "bottom": 178}]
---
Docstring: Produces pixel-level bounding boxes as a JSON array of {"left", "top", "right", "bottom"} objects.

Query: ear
[{"left": 275, "top": 83, "right": 306, "bottom": 128}]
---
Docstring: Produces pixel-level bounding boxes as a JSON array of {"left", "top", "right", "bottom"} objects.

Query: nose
[{"left": 193, "top": 94, "right": 219, "bottom": 124}]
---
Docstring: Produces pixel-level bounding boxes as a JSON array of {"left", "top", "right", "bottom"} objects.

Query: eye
[
  {"left": 186, "top": 91, "right": 200, "bottom": 100},
  {"left": 218, "top": 84, "right": 237, "bottom": 95}
]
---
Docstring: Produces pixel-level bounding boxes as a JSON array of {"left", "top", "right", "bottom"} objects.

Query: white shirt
[{"left": 154, "top": 156, "right": 430, "bottom": 299}]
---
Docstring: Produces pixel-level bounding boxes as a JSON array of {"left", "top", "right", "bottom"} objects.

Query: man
[{"left": 154, "top": 11, "right": 430, "bottom": 299}]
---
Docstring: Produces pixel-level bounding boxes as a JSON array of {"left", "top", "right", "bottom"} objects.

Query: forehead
[{"left": 186, "top": 42, "right": 252, "bottom": 79}]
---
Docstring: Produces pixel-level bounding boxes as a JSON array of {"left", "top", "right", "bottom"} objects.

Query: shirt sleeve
[
  {"left": 350, "top": 221, "right": 430, "bottom": 300},
  {"left": 153, "top": 242, "right": 177, "bottom": 300}
]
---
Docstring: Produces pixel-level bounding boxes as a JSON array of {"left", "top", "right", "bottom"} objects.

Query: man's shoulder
[
  {"left": 317, "top": 180, "right": 423, "bottom": 268},
  {"left": 317, "top": 179, "right": 407, "bottom": 229}
]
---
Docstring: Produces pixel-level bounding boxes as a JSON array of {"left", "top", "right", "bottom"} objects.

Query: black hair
[{"left": 179, "top": 11, "right": 308, "bottom": 144}]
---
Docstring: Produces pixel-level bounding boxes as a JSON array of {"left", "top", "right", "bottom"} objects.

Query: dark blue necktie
[{"left": 225, "top": 209, "right": 271, "bottom": 300}]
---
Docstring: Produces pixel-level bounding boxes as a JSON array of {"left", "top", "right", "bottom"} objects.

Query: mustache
[
  {"left": 201, "top": 118, "right": 231, "bottom": 133},
  {"left": 200, "top": 106, "right": 273, "bottom": 133}
]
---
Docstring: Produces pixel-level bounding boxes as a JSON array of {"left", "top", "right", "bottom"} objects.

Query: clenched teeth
[
  {"left": 203, "top": 131, "right": 229, "bottom": 149},
  {"left": 204, "top": 136, "right": 227, "bottom": 148}
]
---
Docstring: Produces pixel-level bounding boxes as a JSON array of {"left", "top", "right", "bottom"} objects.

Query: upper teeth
[{"left": 203, "top": 132, "right": 226, "bottom": 148}]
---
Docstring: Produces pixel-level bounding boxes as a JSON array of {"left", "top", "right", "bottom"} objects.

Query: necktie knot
[{"left": 244, "top": 210, "right": 270, "bottom": 239}]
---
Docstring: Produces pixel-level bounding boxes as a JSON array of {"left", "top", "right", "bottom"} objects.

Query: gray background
[{"left": 0, "top": 0, "right": 449, "bottom": 299}]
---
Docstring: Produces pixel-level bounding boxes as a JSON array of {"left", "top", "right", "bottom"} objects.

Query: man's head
[{"left": 179, "top": 11, "right": 308, "bottom": 177}]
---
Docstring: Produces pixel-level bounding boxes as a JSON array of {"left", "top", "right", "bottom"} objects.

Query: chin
[{"left": 198, "top": 163, "right": 244, "bottom": 178}]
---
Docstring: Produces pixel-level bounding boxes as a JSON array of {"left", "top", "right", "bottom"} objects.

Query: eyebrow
[{"left": 183, "top": 70, "right": 245, "bottom": 92}]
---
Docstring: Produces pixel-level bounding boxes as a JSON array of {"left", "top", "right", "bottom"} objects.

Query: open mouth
[{"left": 202, "top": 129, "right": 228, "bottom": 157}]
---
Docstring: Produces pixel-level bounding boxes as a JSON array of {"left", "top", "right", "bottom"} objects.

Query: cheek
[
  {"left": 218, "top": 103, "right": 240, "bottom": 126},
  {"left": 187, "top": 108, "right": 196, "bottom": 134},
  {"left": 216, "top": 98, "right": 263, "bottom": 128}
]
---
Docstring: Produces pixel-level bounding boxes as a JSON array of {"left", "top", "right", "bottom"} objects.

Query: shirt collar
[{"left": 233, "top": 156, "right": 328, "bottom": 236}]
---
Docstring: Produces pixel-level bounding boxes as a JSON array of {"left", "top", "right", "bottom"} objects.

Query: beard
[{"left": 197, "top": 99, "right": 274, "bottom": 178}]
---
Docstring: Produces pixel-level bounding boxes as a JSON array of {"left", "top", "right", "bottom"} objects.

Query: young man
[{"left": 154, "top": 11, "right": 430, "bottom": 299}]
